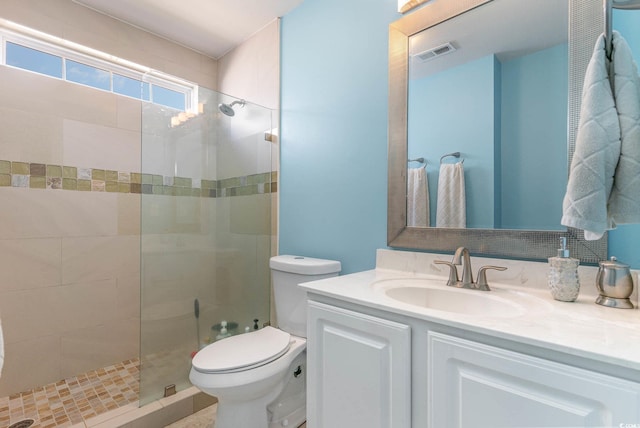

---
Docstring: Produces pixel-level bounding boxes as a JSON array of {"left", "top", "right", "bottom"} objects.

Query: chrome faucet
[
  {"left": 453, "top": 246, "right": 473, "bottom": 287},
  {"left": 434, "top": 246, "right": 507, "bottom": 291}
]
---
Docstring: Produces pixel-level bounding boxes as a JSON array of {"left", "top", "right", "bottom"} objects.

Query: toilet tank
[{"left": 270, "top": 255, "right": 341, "bottom": 337}]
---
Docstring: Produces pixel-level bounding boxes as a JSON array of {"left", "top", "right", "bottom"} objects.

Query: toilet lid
[{"left": 192, "top": 326, "right": 291, "bottom": 373}]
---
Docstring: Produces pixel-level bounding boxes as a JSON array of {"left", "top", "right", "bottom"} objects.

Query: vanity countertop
[{"left": 300, "top": 250, "right": 640, "bottom": 372}]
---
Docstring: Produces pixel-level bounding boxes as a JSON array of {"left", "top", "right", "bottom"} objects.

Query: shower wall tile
[
  {"left": 78, "top": 179, "right": 92, "bottom": 191},
  {"left": 46, "top": 176, "right": 62, "bottom": 190},
  {"left": 0, "top": 335, "right": 62, "bottom": 397},
  {"left": 0, "top": 103, "right": 64, "bottom": 165},
  {"left": 61, "top": 236, "right": 140, "bottom": 285},
  {"left": 63, "top": 119, "right": 141, "bottom": 174},
  {"left": 0, "top": 238, "right": 61, "bottom": 292},
  {"left": 116, "top": 274, "right": 142, "bottom": 321},
  {"left": 92, "top": 169, "right": 106, "bottom": 181},
  {"left": 0, "top": 189, "right": 118, "bottom": 239},
  {"left": 218, "top": 20, "right": 279, "bottom": 110},
  {"left": 11, "top": 162, "right": 29, "bottom": 175},
  {"left": 29, "top": 176, "right": 46, "bottom": 189},
  {"left": 256, "top": 21, "right": 281, "bottom": 111},
  {"left": 118, "top": 193, "right": 142, "bottom": 236},
  {"left": 78, "top": 168, "right": 92, "bottom": 180},
  {"left": 47, "top": 164, "right": 62, "bottom": 177},
  {"left": 60, "top": 318, "right": 140, "bottom": 380},
  {"left": 55, "top": 79, "right": 120, "bottom": 128},
  {"left": 0, "top": 67, "right": 119, "bottom": 129},
  {"left": 10, "top": 174, "right": 28, "bottom": 187},
  {"left": 117, "top": 96, "right": 143, "bottom": 133},
  {"left": 230, "top": 194, "right": 271, "bottom": 235},
  {"left": 91, "top": 180, "right": 106, "bottom": 192},
  {"left": 0, "top": 279, "right": 118, "bottom": 343}
]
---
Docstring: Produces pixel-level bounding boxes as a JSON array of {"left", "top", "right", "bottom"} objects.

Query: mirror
[
  {"left": 408, "top": 1, "right": 567, "bottom": 230},
  {"left": 388, "top": 0, "right": 607, "bottom": 262}
]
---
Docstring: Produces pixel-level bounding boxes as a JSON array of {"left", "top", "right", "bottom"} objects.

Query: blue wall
[
  {"left": 408, "top": 55, "right": 496, "bottom": 228},
  {"left": 500, "top": 44, "right": 568, "bottom": 230},
  {"left": 280, "top": 2, "right": 640, "bottom": 270},
  {"left": 279, "top": 0, "right": 400, "bottom": 274}
]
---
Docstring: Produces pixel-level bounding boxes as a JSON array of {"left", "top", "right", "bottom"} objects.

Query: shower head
[{"left": 218, "top": 100, "right": 246, "bottom": 117}]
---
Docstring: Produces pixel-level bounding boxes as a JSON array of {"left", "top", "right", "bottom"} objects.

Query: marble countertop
[{"left": 300, "top": 249, "right": 640, "bottom": 371}]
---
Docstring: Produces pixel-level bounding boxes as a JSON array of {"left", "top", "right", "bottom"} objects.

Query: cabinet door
[
  {"left": 307, "top": 301, "right": 411, "bottom": 428},
  {"left": 428, "top": 332, "right": 640, "bottom": 428}
]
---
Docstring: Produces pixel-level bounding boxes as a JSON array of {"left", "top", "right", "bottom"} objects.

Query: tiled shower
[
  {"left": 0, "top": 1, "right": 279, "bottom": 426},
  {"left": 0, "top": 72, "right": 275, "bottom": 427}
]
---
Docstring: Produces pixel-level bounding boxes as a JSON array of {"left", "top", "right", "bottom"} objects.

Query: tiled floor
[
  {"left": 0, "top": 359, "right": 139, "bottom": 428},
  {"left": 166, "top": 404, "right": 307, "bottom": 428},
  {"left": 1, "top": 358, "right": 306, "bottom": 428}
]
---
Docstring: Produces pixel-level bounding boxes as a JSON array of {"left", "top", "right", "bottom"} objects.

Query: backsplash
[{"left": 0, "top": 159, "right": 277, "bottom": 197}]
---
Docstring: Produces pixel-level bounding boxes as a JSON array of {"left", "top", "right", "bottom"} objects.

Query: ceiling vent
[{"left": 413, "top": 42, "right": 457, "bottom": 62}]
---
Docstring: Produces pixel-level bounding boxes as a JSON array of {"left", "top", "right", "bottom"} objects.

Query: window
[
  {"left": 6, "top": 42, "right": 62, "bottom": 78},
  {"left": 66, "top": 59, "right": 111, "bottom": 91},
  {"left": 113, "top": 73, "right": 150, "bottom": 101},
  {"left": 152, "top": 85, "right": 186, "bottom": 111},
  {"left": 1, "top": 24, "right": 196, "bottom": 112}
]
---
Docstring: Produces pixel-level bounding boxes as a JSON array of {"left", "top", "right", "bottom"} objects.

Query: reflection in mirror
[
  {"left": 388, "top": 0, "right": 608, "bottom": 263},
  {"left": 407, "top": 0, "right": 568, "bottom": 230}
]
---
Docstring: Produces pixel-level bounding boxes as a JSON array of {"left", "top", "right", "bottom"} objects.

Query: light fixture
[{"left": 398, "top": 0, "right": 431, "bottom": 14}]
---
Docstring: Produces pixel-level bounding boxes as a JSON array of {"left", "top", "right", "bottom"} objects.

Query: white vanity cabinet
[
  {"left": 306, "top": 297, "right": 640, "bottom": 428},
  {"left": 306, "top": 301, "right": 411, "bottom": 428},
  {"left": 427, "top": 332, "right": 640, "bottom": 428}
]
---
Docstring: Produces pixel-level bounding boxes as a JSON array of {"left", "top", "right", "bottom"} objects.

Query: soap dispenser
[{"left": 548, "top": 237, "right": 580, "bottom": 302}]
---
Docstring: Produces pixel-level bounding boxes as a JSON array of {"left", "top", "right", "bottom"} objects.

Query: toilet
[{"left": 189, "top": 255, "right": 341, "bottom": 428}]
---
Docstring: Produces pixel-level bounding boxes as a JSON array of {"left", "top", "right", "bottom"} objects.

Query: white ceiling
[
  {"left": 72, "top": 0, "right": 303, "bottom": 59},
  {"left": 410, "top": 0, "right": 568, "bottom": 80}
]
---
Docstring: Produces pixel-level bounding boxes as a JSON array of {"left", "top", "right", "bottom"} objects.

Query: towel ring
[
  {"left": 408, "top": 157, "right": 427, "bottom": 167},
  {"left": 440, "top": 151, "right": 464, "bottom": 164}
]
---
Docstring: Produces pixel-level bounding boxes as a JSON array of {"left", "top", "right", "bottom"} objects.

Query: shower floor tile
[{"left": 0, "top": 358, "right": 139, "bottom": 428}]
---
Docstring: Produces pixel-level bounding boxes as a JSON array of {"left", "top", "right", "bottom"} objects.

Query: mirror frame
[{"left": 387, "top": 0, "right": 607, "bottom": 263}]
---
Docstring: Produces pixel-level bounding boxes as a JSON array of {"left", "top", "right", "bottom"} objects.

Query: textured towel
[
  {"left": 0, "top": 317, "right": 3, "bottom": 379},
  {"left": 408, "top": 167, "right": 429, "bottom": 227},
  {"left": 436, "top": 162, "right": 466, "bottom": 228},
  {"left": 608, "top": 31, "right": 640, "bottom": 225},
  {"left": 561, "top": 34, "right": 621, "bottom": 240}
]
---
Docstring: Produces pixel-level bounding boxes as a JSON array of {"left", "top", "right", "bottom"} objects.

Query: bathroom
[{"left": 0, "top": 0, "right": 639, "bottom": 427}]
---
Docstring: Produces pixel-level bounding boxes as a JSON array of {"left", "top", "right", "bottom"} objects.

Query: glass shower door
[{"left": 139, "top": 87, "right": 274, "bottom": 404}]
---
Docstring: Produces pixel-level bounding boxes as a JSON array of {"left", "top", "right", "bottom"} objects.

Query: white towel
[
  {"left": 0, "top": 317, "right": 3, "bottom": 379},
  {"left": 436, "top": 162, "right": 466, "bottom": 228},
  {"left": 561, "top": 34, "right": 621, "bottom": 240},
  {"left": 407, "top": 167, "right": 429, "bottom": 227},
  {"left": 608, "top": 31, "right": 640, "bottom": 225}
]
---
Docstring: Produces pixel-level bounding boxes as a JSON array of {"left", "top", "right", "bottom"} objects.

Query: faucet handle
[
  {"left": 434, "top": 260, "right": 459, "bottom": 286},
  {"left": 475, "top": 265, "right": 507, "bottom": 291}
]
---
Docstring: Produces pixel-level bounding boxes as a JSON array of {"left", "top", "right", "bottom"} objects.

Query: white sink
[{"left": 372, "top": 277, "right": 532, "bottom": 318}]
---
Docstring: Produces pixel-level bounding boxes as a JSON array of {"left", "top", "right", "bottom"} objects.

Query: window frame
[{"left": 0, "top": 21, "right": 198, "bottom": 112}]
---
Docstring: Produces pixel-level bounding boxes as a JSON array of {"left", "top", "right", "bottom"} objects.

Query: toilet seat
[{"left": 192, "top": 326, "right": 291, "bottom": 374}]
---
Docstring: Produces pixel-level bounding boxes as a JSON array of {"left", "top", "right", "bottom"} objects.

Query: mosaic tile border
[
  {"left": 0, "top": 358, "right": 139, "bottom": 428},
  {"left": 0, "top": 160, "right": 277, "bottom": 197}
]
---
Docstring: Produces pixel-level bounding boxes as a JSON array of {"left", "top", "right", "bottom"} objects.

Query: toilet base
[
  {"left": 213, "top": 394, "right": 306, "bottom": 428},
  {"left": 215, "top": 388, "right": 281, "bottom": 428},
  {"left": 269, "top": 406, "right": 306, "bottom": 428},
  {"left": 214, "top": 353, "right": 307, "bottom": 428},
  {"left": 268, "top": 354, "right": 306, "bottom": 428}
]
